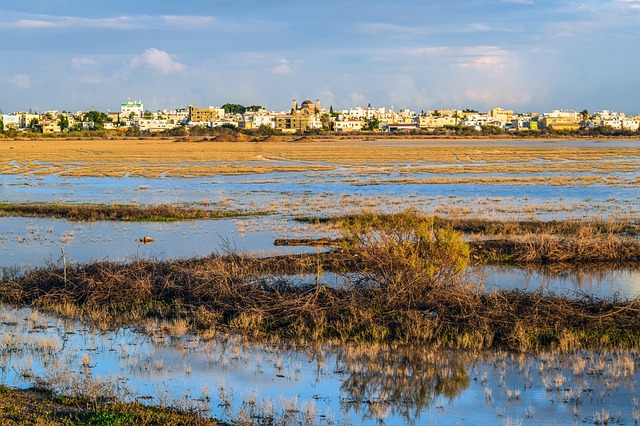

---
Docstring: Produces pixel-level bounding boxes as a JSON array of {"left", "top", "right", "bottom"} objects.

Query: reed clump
[
  {"left": 0, "top": 202, "right": 262, "bottom": 221},
  {"left": 2, "top": 210, "right": 640, "bottom": 351},
  {"left": 302, "top": 213, "right": 640, "bottom": 265}
]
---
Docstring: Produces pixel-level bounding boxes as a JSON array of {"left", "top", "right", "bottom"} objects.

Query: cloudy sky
[{"left": 1, "top": 0, "right": 639, "bottom": 114}]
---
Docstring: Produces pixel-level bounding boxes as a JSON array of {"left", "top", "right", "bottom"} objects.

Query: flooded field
[
  {"left": 1, "top": 138, "right": 639, "bottom": 424},
  {"left": 1, "top": 139, "right": 639, "bottom": 219}
]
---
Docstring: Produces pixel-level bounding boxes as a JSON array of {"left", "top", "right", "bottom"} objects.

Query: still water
[
  {"left": 1, "top": 304, "right": 639, "bottom": 425},
  {"left": 1, "top": 216, "right": 639, "bottom": 300}
]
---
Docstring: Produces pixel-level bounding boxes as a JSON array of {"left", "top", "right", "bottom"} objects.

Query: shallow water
[
  {"left": 1, "top": 304, "right": 639, "bottom": 425},
  {"left": 1, "top": 216, "right": 639, "bottom": 299},
  {"left": 474, "top": 265, "right": 640, "bottom": 300},
  {"left": 0, "top": 216, "right": 322, "bottom": 274}
]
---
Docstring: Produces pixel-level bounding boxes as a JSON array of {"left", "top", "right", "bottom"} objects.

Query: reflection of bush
[{"left": 337, "top": 346, "right": 469, "bottom": 422}]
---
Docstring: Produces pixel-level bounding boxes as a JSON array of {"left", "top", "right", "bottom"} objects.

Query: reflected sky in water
[{"left": 2, "top": 304, "right": 640, "bottom": 425}]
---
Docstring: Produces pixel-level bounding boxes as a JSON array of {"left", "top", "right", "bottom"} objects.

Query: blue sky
[{"left": 1, "top": 1, "right": 639, "bottom": 114}]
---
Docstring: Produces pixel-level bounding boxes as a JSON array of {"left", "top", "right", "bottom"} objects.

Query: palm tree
[{"left": 581, "top": 109, "right": 589, "bottom": 127}]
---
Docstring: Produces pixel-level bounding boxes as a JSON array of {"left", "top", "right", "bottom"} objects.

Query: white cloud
[
  {"left": 163, "top": 15, "right": 216, "bottom": 28},
  {"left": 9, "top": 74, "right": 31, "bottom": 89},
  {"left": 270, "top": 59, "right": 295, "bottom": 75},
  {"left": 457, "top": 53, "right": 506, "bottom": 70},
  {"left": 71, "top": 57, "right": 96, "bottom": 68},
  {"left": 616, "top": 0, "right": 640, "bottom": 9},
  {"left": 348, "top": 93, "right": 365, "bottom": 106},
  {"left": 464, "top": 89, "right": 533, "bottom": 107},
  {"left": 10, "top": 19, "right": 57, "bottom": 29},
  {"left": 467, "top": 23, "right": 492, "bottom": 32},
  {"left": 356, "top": 22, "right": 425, "bottom": 37},
  {"left": 130, "top": 48, "right": 186, "bottom": 74},
  {"left": 0, "top": 15, "right": 136, "bottom": 29}
]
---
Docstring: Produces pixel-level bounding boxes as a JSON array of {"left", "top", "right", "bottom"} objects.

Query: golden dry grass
[{"left": 1, "top": 138, "right": 638, "bottom": 178}]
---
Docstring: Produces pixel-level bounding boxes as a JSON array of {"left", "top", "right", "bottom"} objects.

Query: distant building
[
  {"left": 332, "top": 119, "right": 363, "bottom": 132},
  {"left": 1, "top": 114, "right": 20, "bottom": 129},
  {"left": 138, "top": 119, "right": 176, "bottom": 132},
  {"left": 188, "top": 105, "right": 225, "bottom": 124},
  {"left": 541, "top": 110, "right": 580, "bottom": 131},
  {"left": 121, "top": 99, "right": 144, "bottom": 117},
  {"left": 488, "top": 107, "right": 514, "bottom": 123}
]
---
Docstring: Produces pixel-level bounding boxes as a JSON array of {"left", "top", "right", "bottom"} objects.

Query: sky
[{"left": 1, "top": 0, "right": 639, "bottom": 114}]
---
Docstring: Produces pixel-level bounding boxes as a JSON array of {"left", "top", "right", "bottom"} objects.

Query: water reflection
[
  {"left": 0, "top": 216, "right": 323, "bottom": 273},
  {"left": 336, "top": 347, "right": 469, "bottom": 424},
  {"left": 476, "top": 264, "right": 640, "bottom": 299},
  {"left": 1, "top": 303, "right": 640, "bottom": 425}
]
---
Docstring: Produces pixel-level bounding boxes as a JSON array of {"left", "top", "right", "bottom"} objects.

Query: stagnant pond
[{"left": 2, "top": 304, "right": 639, "bottom": 425}]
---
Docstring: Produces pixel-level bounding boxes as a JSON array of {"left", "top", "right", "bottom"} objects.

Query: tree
[
  {"left": 320, "top": 113, "right": 331, "bottom": 129},
  {"left": 255, "top": 124, "right": 277, "bottom": 136},
  {"left": 83, "top": 110, "right": 109, "bottom": 130},
  {"left": 0, "top": 119, "right": 4, "bottom": 133},
  {"left": 365, "top": 117, "right": 380, "bottom": 131},
  {"left": 581, "top": 109, "right": 590, "bottom": 127},
  {"left": 143, "top": 110, "right": 154, "bottom": 119},
  {"left": 57, "top": 114, "right": 69, "bottom": 131},
  {"left": 222, "top": 103, "right": 246, "bottom": 115},
  {"left": 453, "top": 111, "right": 461, "bottom": 126}
]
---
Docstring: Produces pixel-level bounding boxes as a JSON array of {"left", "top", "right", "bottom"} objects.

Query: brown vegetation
[
  {"left": 1, "top": 138, "right": 637, "bottom": 179},
  {"left": 2, "top": 211, "right": 640, "bottom": 351},
  {"left": 0, "top": 202, "right": 262, "bottom": 221},
  {"left": 304, "top": 213, "right": 640, "bottom": 265}
]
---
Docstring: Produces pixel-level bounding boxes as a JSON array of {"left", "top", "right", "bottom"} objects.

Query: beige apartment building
[{"left": 188, "top": 105, "right": 225, "bottom": 123}]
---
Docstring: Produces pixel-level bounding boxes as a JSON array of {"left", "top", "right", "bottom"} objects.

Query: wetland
[{"left": 0, "top": 137, "right": 639, "bottom": 425}]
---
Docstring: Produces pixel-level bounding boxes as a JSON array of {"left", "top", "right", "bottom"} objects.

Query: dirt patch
[
  {"left": 259, "top": 135, "right": 284, "bottom": 143},
  {"left": 214, "top": 133, "right": 253, "bottom": 142},
  {"left": 293, "top": 136, "right": 314, "bottom": 143}
]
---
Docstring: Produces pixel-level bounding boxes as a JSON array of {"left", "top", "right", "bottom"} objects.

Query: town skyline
[
  {"left": 4, "top": 98, "right": 639, "bottom": 135},
  {"left": 2, "top": 1, "right": 640, "bottom": 115}
]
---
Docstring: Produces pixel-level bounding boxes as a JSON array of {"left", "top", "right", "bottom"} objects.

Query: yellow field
[{"left": 0, "top": 138, "right": 638, "bottom": 179}]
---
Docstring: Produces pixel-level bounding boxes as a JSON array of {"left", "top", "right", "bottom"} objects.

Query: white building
[
  {"left": 333, "top": 120, "right": 363, "bottom": 132},
  {"left": 121, "top": 99, "right": 144, "bottom": 117},
  {"left": 1, "top": 114, "right": 20, "bottom": 129},
  {"left": 138, "top": 119, "right": 176, "bottom": 132}
]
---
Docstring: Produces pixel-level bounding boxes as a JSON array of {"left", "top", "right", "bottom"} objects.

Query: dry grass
[
  {"left": 2, "top": 211, "right": 640, "bottom": 351},
  {"left": 1, "top": 138, "right": 637, "bottom": 178}
]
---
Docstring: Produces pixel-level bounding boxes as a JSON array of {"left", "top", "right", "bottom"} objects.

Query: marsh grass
[
  {"left": 2, "top": 210, "right": 640, "bottom": 351},
  {"left": 302, "top": 212, "right": 640, "bottom": 265},
  {"left": 0, "top": 384, "right": 223, "bottom": 425},
  {"left": 0, "top": 202, "right": 264, "bottom": 221}
]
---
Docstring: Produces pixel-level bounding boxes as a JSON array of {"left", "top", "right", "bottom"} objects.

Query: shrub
[{"left": 340, "top": 210, "right": 470, "bottom": 307}]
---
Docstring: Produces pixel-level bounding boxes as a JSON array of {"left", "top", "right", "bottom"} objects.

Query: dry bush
[{"left": 338, "top": 210, "right": 470, "bottom": 307}]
